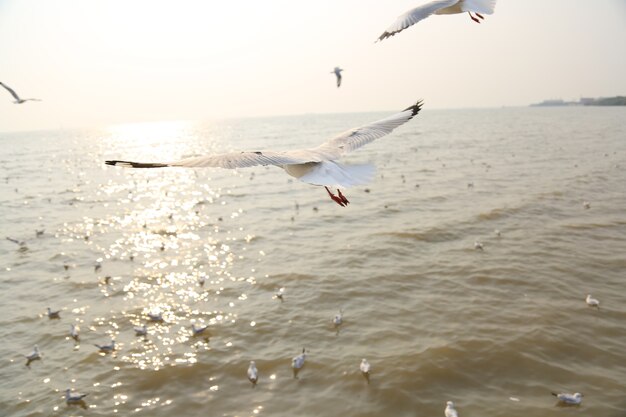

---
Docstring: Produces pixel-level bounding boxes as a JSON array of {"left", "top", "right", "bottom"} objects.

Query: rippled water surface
[{"left": 1, "top": 107, "right": 625, "bottom": 417}]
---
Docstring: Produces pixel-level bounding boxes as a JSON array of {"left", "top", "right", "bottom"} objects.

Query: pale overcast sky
[{"left": 1, "top": 0, "right": 625, "bottom": 132}]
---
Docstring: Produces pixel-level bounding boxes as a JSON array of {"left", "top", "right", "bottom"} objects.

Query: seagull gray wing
[
  {"left": 106, "top": 150, "right": 320, "bottom": 169},
  {"left": 377, "top": 0, "right": 459, "bottom": 41},
  {"left": 312, "top": 100, "right": 423, "bottom": 159},
  {"left": 0, "top": 82, "right": 21, "bottom": 101}
]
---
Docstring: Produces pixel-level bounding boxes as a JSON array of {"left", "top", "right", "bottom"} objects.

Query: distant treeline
[{"left": 587, "top": 96, "right": 626, "bottom": 106}]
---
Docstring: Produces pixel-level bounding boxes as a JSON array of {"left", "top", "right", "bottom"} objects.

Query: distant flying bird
[
  {"left": 65, "top": 389, "right": 88, "bottom": 404},
  {"left": 585, "top": 294, "right": 599, "bottom": 308},
  {"left": 248, "top": 361, "right": 259, "bottom": 385},
  {"left": 552, "top": 392, "right": 583, "bottom": 406},
  {"left": 0, "top": 82, "right": 41, "bottom": 104},
  {"left": 25, "top": 345, "right": 41, "bottom": 366},
  {"left": 106, "top": 100, "right": 423, "bottom": 207},
  {"left": 292, "top": 348, "right": 306, "bottom": 378},
  {"left": 360, "top": 358, "right": 371, "bottom": 383},
  {"left": 445, "top": 401, "right": 459, "bottom": 417},
  {"left": 377, "top": 0, "right": 497, "bottom": 42},
  {"left": 331, "top": 67, "right": 344, "bottom": 87}
]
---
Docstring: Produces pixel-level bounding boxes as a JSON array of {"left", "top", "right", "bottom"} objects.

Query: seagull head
[
  {"left": 574, "top": 393, "right": 583, "bottom": 399},
  {"left": 446, "top": 401, "right": 455, "bottom": 408}
]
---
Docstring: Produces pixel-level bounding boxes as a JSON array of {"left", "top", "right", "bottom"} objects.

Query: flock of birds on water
[{"left": 2, "top": 0, "right": 606, "bottom": 414}]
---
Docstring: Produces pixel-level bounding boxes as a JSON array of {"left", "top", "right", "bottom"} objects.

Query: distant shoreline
[{"left": 531, "top": 96, "right": 626, "bottom": 107}]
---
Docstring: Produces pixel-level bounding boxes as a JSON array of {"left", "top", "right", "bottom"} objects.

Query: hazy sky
[{"left": 1, "top": 0, "right": 625, "bottom": 132}]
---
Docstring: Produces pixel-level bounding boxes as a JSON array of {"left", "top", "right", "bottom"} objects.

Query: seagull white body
[
  {"left": 106, "top": 101, "right": 423, "bottom": 207},
  {"left": 147, "top": 311, "right": 163, "bottom": 322},
  {"left": 552, "top": 392, "right": 583, "bottom": 405},
  {"left": 134, "top": 325, "right": 148, "bottom": 336},
  {"left": 333, "top": 309, "right": 343, "bottom": 326},
  {"left": 70, "top": 324, "right": 80, "bottom": 341},
  {"left": 0, "top": 81, "right": 41, "bottom": 104},
  {"left": 586, "top": 294, "right": 599, "bottom": 308},
  {"left": 292, "top": 348, "right": 306, "bottom": 378},
  {"left": 191, "top": 323, "right": 209, "bottom": 336},
  {"left": 331, "top": 67, "right": 343, "bottom": 88},
  {"left": 378, "top": 0, "right": 497, "bottom": 42},
  {"left": 94, "top": 340, "right": 116, "bottom": 353},
  {"left": 445, "top": 401, "right": 459, "bottom": 417},
  {"left": 25, "top": 345, "right": 41, "bottom": 365},
  {"left": 360, "top": 358, "right": 371, "bottom": 383},
  {"left": 583, "top": 201, "right": 591, "bottom": 209},
  {"left": 248, "top": 361, "right": 259, "bottom": 385},
  {"left": 47, "top": 307, "right": 61, "bottom": 319},
  {"left": 65, "top": 389, "right": 88, "bottom": 404},
  {"left": 474, "top": 241, "right": 484, "bottom": 250}
]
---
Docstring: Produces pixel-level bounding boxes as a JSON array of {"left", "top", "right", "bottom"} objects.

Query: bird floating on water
[
  {"left": 94, "top": 340, "right": 116, "bottom": 353},
  {"left": 65, "top": 389, "right": 88, "bottom": 404},
  {"left": 292, "top": 348, "right": 306, "bottom": 378},
  {"left": 377, "top": 0, "right": 497, "bottom": 42},
  {"left": 474, "top": 241, "right": 484, "bottom": 251},
  {"left": 47, "top": 307, "right": 61, "bottom": 319},
  {"left": 191, "top": 323, "right": 209, "bottom": 336},
  {"left": 106, "top": 101, "right": 423, "bottom": 207},
  {"left": 552, "top": 392, "right": 583, "bottom": 406},
  {"left": 585, "top": 294, "right": 599, "bottom": 308},
  {"left": 273, "top": 287, "right": 285, "bottom": 301},
  {"left": 147, "top": 311, "right": 164, "bottom": 322},
  {"left": 333, "top": 309, "right": 343, "bottom": 327},
  {"left": 0, "top": 81, "right": 41, "bottom": 104},
  {"left": 331, "top": 67, "right": 344, "bottom": 87},
  {"left": 25, "top": 345, "right": 41, "bottom": 366},
  {"left": 70, "top": 324, "right": 80, "bottom": 341},
  {"left": 134, "top": 325, "right": 148, "bottom": 336},
  {"left": 583, "top": 201, "right": 591, "bottom": 209},
  {"left": 360, "top": 358, "right": 371, "bottom": 383},
  {"left": 248, "top": 361, "right": 259, "bottom": 386},
  {"left": 445, "top": 401, "right": 459, "bottom": 417}
]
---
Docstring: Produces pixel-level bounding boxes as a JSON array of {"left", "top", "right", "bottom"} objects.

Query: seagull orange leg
[
  {"left": 475, "top": 13, "right": 484, "bottom": 20},
  {"left": 325, "top": 186, "right": 346, "bottom": 207},
  {"left": 337, "top": 189, "right": 350, "bottom": 205}
]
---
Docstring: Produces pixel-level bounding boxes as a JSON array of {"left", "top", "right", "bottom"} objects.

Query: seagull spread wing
[
  {"left": 0, "top": 82, "right": 21, "bottom": 101},
  {"left": 312, "top": 100, "right": 422, "bottom": 158},
  {"left": 377, "top": 0, "right": 459, "bottom": 41},
  {"left": 105, "top": 100, "right": 422, "bottom": 169}
]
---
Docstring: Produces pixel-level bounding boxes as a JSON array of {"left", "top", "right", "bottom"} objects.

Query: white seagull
[
  {"left": 248, "top": 361, "right": 259, "bottom": 385},
  {"left": 106, "top": 101, "right": 423, "bottom": 207},
  {"left": 65, "top": 389, "right": 88, "bottom": 404},
  {"left": 292, "top": 348, "right": 306, "bottom": 378},
  {"left": 147, "top": 311, "right": 164, "bottom": 322},
  {"left": 360, "top": 358, "right": 371, "bottom": 383},
  {"left": 474, "top": 241, "right": 484, "bottom": 251},
  {"left": 273, "top": 287, "right": 285, "bottom": 301},
  {"left": 0, "top": 81, "right": 41, "bottom": 104},
  {"left": 445, "top": 401, "right": 459, "bottom": 417},
  {"left": 552, "top": 392, "right": 583, "bottom": 406},
  {"left": 331, "top": 67, "right": 344, "bottom": 87},
  {"left": 94, "top": 340, "right": 116, "bottom": 353},
  {"left": 70, "top": 324, "right": 80, "bottom": 341},
  {"left": 585, "top": 294, "right": 599, "bottom": 308},
  {"left": 333, "top": 309, "right": 344, "bottom": 327},
  {"left": 134, "top": 324, "right": 148, "bottom": 336},
  {"left": 47, "top": 307, "right": 61, "bottom": 319},
  {"left": 377, "top": 0, "right": 497, "bottom": 42},
  {"left": 25, "top": 345, "right": 41, "bottom": 366}
]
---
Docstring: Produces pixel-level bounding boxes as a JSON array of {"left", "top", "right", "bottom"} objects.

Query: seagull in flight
[
  {"left": 552, "top": 392, "right": 583, "bottom": 406},
  {"left": 377, "top": 0, "right": 497, "bottom": 42},
  {"left": 106, "top": 100, "right": 422, "bottom": 206},
  {"left": 0, "top": 81, "right": 41, "bottom": 104},
  {"left": 331, "top": 67, "right": 344, "bottom": 87}
]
